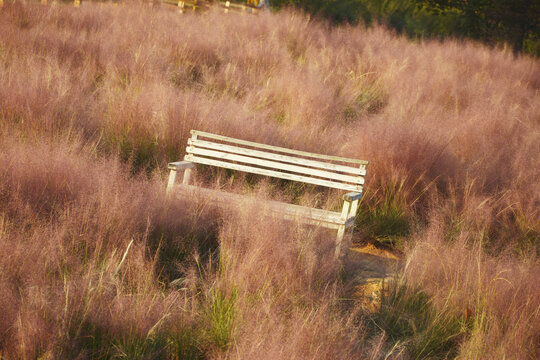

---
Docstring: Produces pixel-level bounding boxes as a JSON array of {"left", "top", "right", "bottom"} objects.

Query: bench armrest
[
  {"left": 343, "top": 192, "right": 362, "bottom": 202},
  {"left": 168, "top": 161, "right": 194, "bottom": 171}
]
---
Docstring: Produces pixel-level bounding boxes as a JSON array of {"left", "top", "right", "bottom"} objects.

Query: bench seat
[{"left": 171, "top": 184, "right": 358, "bottom": 229}]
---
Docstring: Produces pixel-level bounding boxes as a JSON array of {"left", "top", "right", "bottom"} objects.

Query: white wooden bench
[{"left": 167, "top": 130, "right": 368, "bottom": 259}]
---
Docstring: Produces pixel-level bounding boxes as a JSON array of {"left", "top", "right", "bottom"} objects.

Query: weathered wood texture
[
  {"left": 171, "top": 184, "right": 354, "bottom": 229},
  {"left": 167, "top": 130, "right": 368, "bottom": 259}
]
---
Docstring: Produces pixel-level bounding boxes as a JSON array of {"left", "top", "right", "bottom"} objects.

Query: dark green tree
[
  {"left": 270, "top": 0, "right": 371, "bottom": 24},
  {"left": 416, "top": 0, "right": 540, "bottom": 53}
]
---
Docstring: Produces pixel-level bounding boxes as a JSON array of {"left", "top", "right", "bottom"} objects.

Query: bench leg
[
  {"left": 335, "top": 224, "right": 346, "bottom": 259},
  {"left": 166, "top": 169, "right": 178, "bottom": 194},
  {"left": 336, "top": 225, "right": 358, "bottom": 260},
  {"left": 345, "top": 198, "right": 359, "bottom": 251},
  {"left": 335, "top": 198, "right": 360, "bottom": 259},
  {"left": 335, "top": 199, "right": 352, "bottom": 259},
  {"left": 183, "top": 168, "right": 193, "bottom": 185}
]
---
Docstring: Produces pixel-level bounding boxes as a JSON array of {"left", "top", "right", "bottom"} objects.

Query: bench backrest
[{"left": 184, "top": 130, "right": 368, "bottom": 193}]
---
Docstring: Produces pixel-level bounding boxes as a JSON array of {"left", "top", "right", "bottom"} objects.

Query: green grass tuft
[
  {"left": 357, "top": 186, "right": 411, "bottom": 248},
  {"left": 203, "top": 288, "right": 238, "bottom": 351},
  {"left": 374, "top": 281, "right": 466, "bottom": 359}
]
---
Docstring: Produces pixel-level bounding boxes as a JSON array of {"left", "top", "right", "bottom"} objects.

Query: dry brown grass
[{"left": 0, "top": 1, "right": 538, "bottom": 359}]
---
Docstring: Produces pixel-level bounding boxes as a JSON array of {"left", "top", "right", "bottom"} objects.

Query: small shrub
[
  {"left": 102, "top": 130, "right": 160, "bottom": 176},
  {"left": 203, "top": 288, "right": 238, "bottom": 351},
  {"left": 357, "top": 187, "right": 411, "bottom": 248},
  {"left": 374, "top": 281, "right": 466, "bottom": 359},
  {"left": 111, "top": 333, "right": 168, "bottom": 360},
  {"left": 167, "top": 326, "right": 206, "bottom": 360}
]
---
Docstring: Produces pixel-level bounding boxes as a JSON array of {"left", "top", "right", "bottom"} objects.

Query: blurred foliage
[
  {"left": 271, "top": 0, "right": 371, "bottom": 23},
  {"left": 270, "top": 0, "right": 540, "bottom": 56},
  {"left": 416, "top": 0, "right": 540, "bottom": 55}
]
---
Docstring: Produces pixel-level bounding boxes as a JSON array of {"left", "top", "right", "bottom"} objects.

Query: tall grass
[
  {"left": 0, "top": 2, "right": 538, "bottom": 358},
  {"left": 401, "top": 217, "right": 540, "bottom": 359}
]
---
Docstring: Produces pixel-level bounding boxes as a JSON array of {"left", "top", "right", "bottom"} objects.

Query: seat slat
[
  {"left": 192, "top": 130, "right": 369, "bottom": 166},
  {"left": 186, "top": 146, "right": 365, "bottom": 185},
  {"left": 189, "top": 139, "right": 366, "bottom": 176},
  {"left": 184, "top": 154, "right": 363, "bottom": 192},
  {"left": 174, "top": 184, "right": 349, "bottom": 227}
]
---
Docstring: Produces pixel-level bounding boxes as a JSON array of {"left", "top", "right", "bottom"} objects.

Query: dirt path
[{"left": 344, "top": 243, "right": 401, "bottom": 312}]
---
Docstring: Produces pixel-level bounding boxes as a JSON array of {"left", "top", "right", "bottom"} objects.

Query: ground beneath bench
[{"left": 344, "top": 242, "right": 401, "bottom": 313}]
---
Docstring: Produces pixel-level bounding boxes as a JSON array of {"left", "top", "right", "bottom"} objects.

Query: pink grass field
[{"left": 0, "top": 2, "right": 538, "bottom": 359}]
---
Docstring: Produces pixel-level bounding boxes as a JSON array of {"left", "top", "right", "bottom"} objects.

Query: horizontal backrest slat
[
  {"left": 189, "top": 139, "right": 366, "bottom": 176},
  {"left": 191, "top": 130, "right": 369, "bottom": 166},
  {"left": 186, "top": 146, "right": 365, "bottom": 185},
  {"left": 184, "top": 154, "right": 364, "bottom": 192}
]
